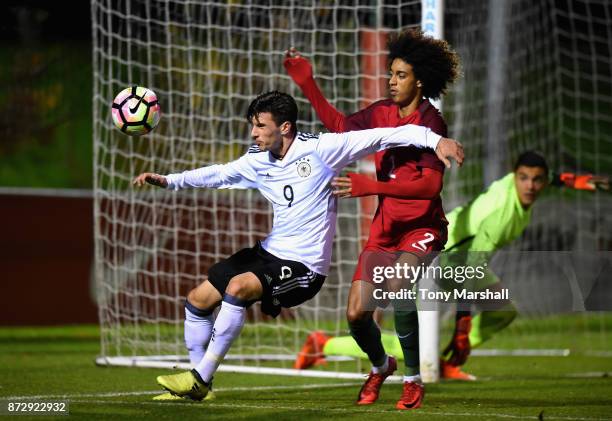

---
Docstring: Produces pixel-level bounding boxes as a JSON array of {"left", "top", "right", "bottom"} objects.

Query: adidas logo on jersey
[{"left": 264, "top": 274, "right": 273, "bottom": 285}]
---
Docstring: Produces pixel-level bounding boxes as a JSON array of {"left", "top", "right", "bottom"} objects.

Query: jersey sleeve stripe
[
  {"left": 297, "top": 131, "right": 320, "bottom": 142},
  {"left": 248, "top": 145, "right": 264, "bottom": 153}
]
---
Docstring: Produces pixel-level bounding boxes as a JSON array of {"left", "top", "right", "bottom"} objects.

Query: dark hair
[
  {"left": 246, "top": 91, "right": 298, "bottom": 133},
  {"left": 514, "top": 151, "right": 549, "bottom": 174},
  {"left": 387, "top": 28, "right": 460, "bottom": 99}
]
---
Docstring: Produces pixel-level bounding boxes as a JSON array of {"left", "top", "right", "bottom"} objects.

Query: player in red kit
[{"left": 285, "top": 29, "right": 460, "bottom": 409}]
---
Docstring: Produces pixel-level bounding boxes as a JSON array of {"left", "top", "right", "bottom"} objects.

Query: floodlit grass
[{"left": 1, "top": 324, "right": 611, "bottom": 420}]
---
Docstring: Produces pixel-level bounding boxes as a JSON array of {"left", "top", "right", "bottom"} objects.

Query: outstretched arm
[
  {"left": 284, "top": 48, "right": 370, "bottom": 132},
  {"left": 316, "top": 125, "right": 464, "bottom": 172},
  {"left": 331, "top": 168, "right": 443, "bottom": 199},
  {"left": 551, "top": 172, "right": 610, "bottom": 191},
  {"left": 132, "top": 155, "right": 258, "bottom": 190},
  {"left": 133, "top": 172, "right": 168, "bottom": 188}
]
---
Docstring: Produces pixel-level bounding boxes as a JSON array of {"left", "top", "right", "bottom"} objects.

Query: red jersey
[
  {"left": 284, "top": 57, "right": 448, "bottom": 250},
  {"left": 285, "top": 54, "right": 448, "bottom": 279},
  {"left": 342, "top": 99, "right": 448, "bottom": 248}
]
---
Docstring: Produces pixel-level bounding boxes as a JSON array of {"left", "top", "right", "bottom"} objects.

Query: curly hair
[{"left": 387, "top": 28, "right": 460, "bottom": 99}]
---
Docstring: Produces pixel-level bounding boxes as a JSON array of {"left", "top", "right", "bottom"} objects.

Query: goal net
[
  {"left": 442, "top": 0, "right": 612, "bottom": 356},
  {"left": 93, "top": 0, "right": 612, "bottom": 377}
]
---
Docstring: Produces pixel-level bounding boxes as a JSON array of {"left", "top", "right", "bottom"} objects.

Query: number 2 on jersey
[{"left": 411, "top": 232, "right": 435, "bottom": 252}]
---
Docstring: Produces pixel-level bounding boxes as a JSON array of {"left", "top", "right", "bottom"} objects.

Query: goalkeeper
[
  {"left": 133, "top": 90, "right": 463, "bottom": 402},
  {"left": 294, "top": 151, "right": 609, "bottom": 381}
]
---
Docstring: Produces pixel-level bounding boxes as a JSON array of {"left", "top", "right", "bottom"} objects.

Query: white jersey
[{"left": 165, "top": 125, "right": 441, "bottom": 275}]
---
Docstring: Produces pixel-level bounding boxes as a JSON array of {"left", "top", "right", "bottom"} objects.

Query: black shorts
[{"left": 207, "top": 242, "right": 326, "bottom": 317}]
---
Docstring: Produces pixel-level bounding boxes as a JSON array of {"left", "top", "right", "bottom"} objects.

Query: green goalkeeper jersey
[{"left": 445, "top": 172, "right": 532, "bottom": 253}]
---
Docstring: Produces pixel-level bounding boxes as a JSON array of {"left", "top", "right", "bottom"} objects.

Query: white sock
[
  {"left": 184, "top": 306, "right": 215, "bottom": 367},
  {"left": 372, "top": 355, "right": 389, "bottom": 374},
  {"left": 403, "top": 374, "right": 422, "bottom": 384},
  {"left": 195, "top": 300, "right": 246, "bottom": 383}
]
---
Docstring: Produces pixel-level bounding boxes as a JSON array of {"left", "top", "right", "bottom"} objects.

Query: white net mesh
[
  {"left": 92, "top": 0, "right": 422, "bottom": 370},
  {"left": 93, "top": 0, "right": 612, "bottom": 372},
  {"left": 445, "top": 0, "right": 612, "bottom": 242},
  {"left": 442, "top": 0, "right": 612, "bottom": 352}
]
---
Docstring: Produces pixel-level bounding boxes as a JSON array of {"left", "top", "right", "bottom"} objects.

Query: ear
[
  {"left": 416, "top": 80, "right": 423, "bottom": 88},
  {"left": 280, "top": 121, "right": 292, "bottom": 135}
]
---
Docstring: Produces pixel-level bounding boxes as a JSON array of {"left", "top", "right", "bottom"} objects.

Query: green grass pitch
[{"left": 1, "top": 325, "right": 611, "bottom": 421}]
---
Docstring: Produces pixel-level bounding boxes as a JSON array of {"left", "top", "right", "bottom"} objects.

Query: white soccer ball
[{"left": 111, "top": 86, "right": 161, "bottom": 136}]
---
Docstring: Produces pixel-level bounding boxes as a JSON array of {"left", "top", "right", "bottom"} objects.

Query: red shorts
[{"left": 352, "top": 227, "right": 445, "bottom": 284}]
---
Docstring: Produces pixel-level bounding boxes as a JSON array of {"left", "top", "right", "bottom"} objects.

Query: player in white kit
[{"left": 132, "top": 91, "right": 463, "bottom": 401}]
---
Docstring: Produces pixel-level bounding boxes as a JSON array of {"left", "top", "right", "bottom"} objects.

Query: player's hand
[
  {"left": 331, "top": 176, "right": 352, "bottom": 198},
  {"left": 589, "top": 175, "right": 610, "bottom": 191},
  {"left": 132, "top": 172, "right": 168, "bottom": 188},
  {"left": 435, "top": 138, "right": 464, "bottom": 168},
  {"left": 446, "top": 335, "right": 471, "bottom": 366},
  {"left": 560, "top": 173, "right": 610, "bottom": 191},
  {"left": 442, "top": 315, "right": 472, "bottom": 366},
  {"left": 283, "top": 47, "right": 313, "bottom": 85}
]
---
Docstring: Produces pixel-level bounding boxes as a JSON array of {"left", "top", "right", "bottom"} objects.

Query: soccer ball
[{"left": 111, "top": 86, "right": 161, "bottom": 136}]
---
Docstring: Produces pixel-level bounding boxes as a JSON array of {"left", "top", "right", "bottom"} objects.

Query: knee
[
  {"left": 394, "top": 309, "right": 418, "bottom": 321},
  {"left": 225, "top": 272, "right": 262, "bottom": 302},
  {"left": 187, "top": 288, "right": 198, "bottom": 300},
  {"left": 346, "top": 306, "right": 370, "bottom": 326},
  {"left": 186, "top": 289, "right": 215, "bottom": 315},
  {"left": 187, "top": 288, "right": 203, "bottom": 308},
  {"left": 186, "top": 280, "right": 223, "bottom": 312}
]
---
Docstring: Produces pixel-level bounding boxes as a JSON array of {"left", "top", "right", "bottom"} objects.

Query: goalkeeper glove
[{"left": 559, "top": 173, "right": 610, "bottom": 191}]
